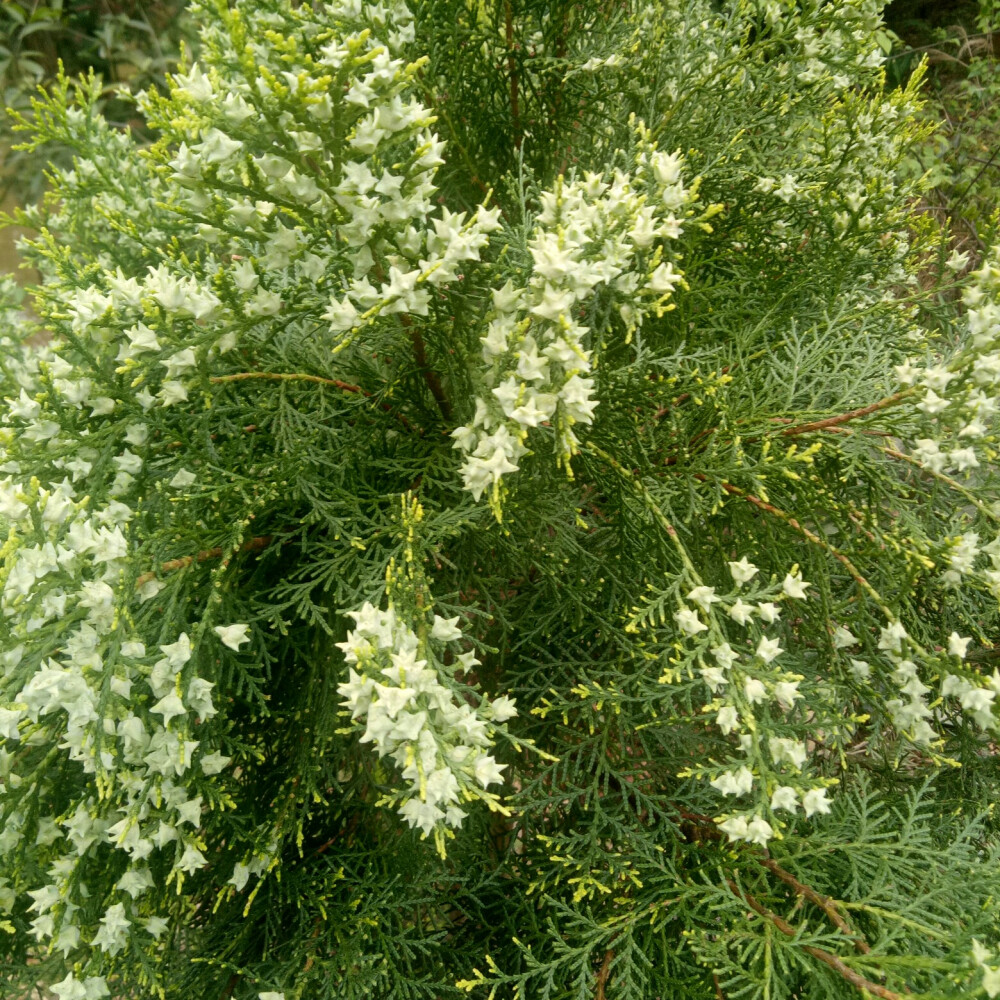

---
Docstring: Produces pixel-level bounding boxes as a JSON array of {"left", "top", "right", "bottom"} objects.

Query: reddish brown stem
[
  {"left": 726, "top": 881, "right": 902, "bottom": 1000},
  {"left": 135, "top": 535, "right": 272, "bottom": 588},
  {"left": 705, "top": 478, "right": 890, "bottom": 614},
  {"left": 210, "top": 371, "right": 362, "bottom": 393},
  {"left": 781, "top": 390, "right": 913, "bottom": 437},
  {"left": 654, "top": 393, "right": 691, "bottom": 420},
  {"left": 595, "top": 946, "right": 614, "bottom": 1000},
  {"left": 673, "top": 809, "right": 873, "bottom": 955},
  {"left": 765, "top": 417, "right": 890, "bottom": 438},
  {"left": 505, "top": 0, "right": 522, "bottom": 152},
  {"left": 210, "top": 370, "right": 414, "bottom": 431},
  {"left": 758, "top": 858, "right": 870, "bottom": 954},
  {"left": 400, "top": 314, "right": 452, "bottom": 421}
]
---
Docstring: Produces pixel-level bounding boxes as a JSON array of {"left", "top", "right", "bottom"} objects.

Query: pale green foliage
[{"left": 0, "top": 1, "right": 999, "bottom": 999}]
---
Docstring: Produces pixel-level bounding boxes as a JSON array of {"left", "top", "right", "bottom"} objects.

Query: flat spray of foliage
[{"left": 1, "top": 1, "right": 1000, "bottom": 998}]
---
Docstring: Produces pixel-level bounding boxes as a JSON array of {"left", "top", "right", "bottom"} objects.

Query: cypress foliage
[{"left": 1, "top": 1, "right": 999, "bottom": 998}]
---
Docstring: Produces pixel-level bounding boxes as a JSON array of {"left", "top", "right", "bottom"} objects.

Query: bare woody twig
[
  {"left": 780, "top": 389, "right": 914, "bottom": 437},
  {"left": 711, "top": 479, "right": 893, "bottom": 618},
  {"left": 595, "top": 946, "right": 614, "bottom": 1000},
  {"left": 400, "top": 314, "right": 452, "bottom": 421},
  {"left": 210, "top": 371, "right": 362, "bottom": 393},
  {"left": 135, "top": 535, "right": 272, "bottom": 589},
  {"left": 675, "top": 810, "right": 874, "bottom": 956},
  {"left": 209, "top": 370, "right": 415, "bottom": 430},
  {"left": 220, "top": 973, "right": 240, "bottom": 999},
  {"left": 726, "top": 880, "right": 902, "bottom": 1000},
  {"left": 758, "top": 858, "right": 870, "bottom": 954},
  {"left": 505, "top": 0, "right": 522, "bottom": 152},
  {"left": 882, "top": 446, "right": 1000, "bottom": 524}
]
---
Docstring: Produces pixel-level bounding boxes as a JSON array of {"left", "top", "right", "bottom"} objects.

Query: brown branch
[
  {"left": 710, "top": 479, "right": 892, "bottom": 617},
  {"left": 210, "top": 370, "right": 415, "bottom": 431},
  {"left": 676, "top": 807, "right": 722, "bottom": 837},
  {"left": 302, "top": 917, "right": 324, "bottom": 974},
  {"left": 401, "top": 314, "right": 452, "bottom": 421},
  {"left": 882, "top": 446, "right": 1000, "bottom": 524},
  {"left": 847, "top": 510, "right": 879, "bottom": 544},
  {"left": 674, "top": 809, "right": 874, "bottom": 956},
  {"left": 210, "top": 371, "right": 363, "bottom": 393},
  {"left": 505, "top": 0, "right": 522, "bottom": 152},
  {"left": 220, "top": 973, "right": 241, "bottom": 999},
  {"left": 654, "top": 393, "right": 690, "bottom": 420},
  {"left": 135, "top": 535, "right": 272, "bottom": 588},
  {"left": 764, "top": 416, "right": 891, "bottom": 438},
  {"left": 310, "top": 814, "right": 361, "bottom": 858},
  {"left": 758, "top": 858, "right": 870, "bottom": 954},
  {"left": 780, "top": 389, "right": 915, "bottom": 437},
  {"left": 311, "top": 836, "right": 338, "bottom": 857},
  {"left": 595, "top": 946, "right": 614, "bottom": 1000},
  {"left": 713, "top": 973, "right": 725, "bottom": 1000},
  {"left": 726, "top": 881, "right": 902, "bottom": 1000}
]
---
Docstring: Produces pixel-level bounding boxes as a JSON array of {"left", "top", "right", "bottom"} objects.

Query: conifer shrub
[{"left": 2, "top": 1, "right": 1000, "bottom": 998}]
